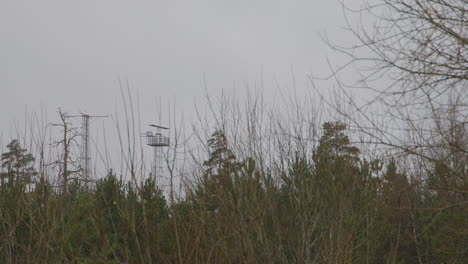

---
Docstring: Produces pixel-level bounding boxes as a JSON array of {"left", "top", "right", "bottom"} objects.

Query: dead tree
[{"left": 50, "top": 108, "right": 79, "bottom": 194}]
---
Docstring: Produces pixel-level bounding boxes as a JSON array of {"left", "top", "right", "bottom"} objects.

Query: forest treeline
[
  {"left": 0, "top": 120, "right": 466, "bottom": 263},
  {"left": 1, "top": 0, "right": 467, "bottom": 263}
]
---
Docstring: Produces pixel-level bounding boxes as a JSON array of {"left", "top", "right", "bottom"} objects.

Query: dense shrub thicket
[{"left": 0, "top": 122, "right": 466, "bottom": 263}]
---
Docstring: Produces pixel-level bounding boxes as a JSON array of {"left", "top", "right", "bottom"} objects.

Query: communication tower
[
  {"left": 82, "top": 114, "right": 90, "bottom": 180},
  {"left": 70, "top": 113, "right": 107, "bottom": 184},
  {"left": 144, "top": 124, "right": 170, "bottom": 178}
]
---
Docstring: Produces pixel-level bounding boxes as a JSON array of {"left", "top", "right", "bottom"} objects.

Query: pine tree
[
  {"left": 203, "top": 130, "right": 240, "bottom": 177},
  {"left": 197, "top": 129, "right": 241, "bottom": 216},
  {"left": 1, "top": 139, "right": 36, "bottom": 189}
]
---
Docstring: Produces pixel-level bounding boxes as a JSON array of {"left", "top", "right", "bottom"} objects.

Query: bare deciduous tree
[
  {"left": 50, "top": 108, "right": 79, "bottom": 194},
  {"left": 328, "top": 0, "right": 467, "bottom": 106}
]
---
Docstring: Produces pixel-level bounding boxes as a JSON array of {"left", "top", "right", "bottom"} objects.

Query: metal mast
[
  {"left": 144, "top": 124, "right": 170, "bottom": 178},
  {"left": 70, "top": 113, "right": 107, "bottom": 184},
  {"left": 82, "top": 114, "right": 90, "bottom": 180}
]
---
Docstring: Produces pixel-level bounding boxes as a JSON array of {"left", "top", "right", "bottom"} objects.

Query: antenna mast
[
  {"left": 144, "top": 124, "right": 170, "bottom": 178},
  {"left": 70, "top": 113, "right": 107, "bottom": 184}
]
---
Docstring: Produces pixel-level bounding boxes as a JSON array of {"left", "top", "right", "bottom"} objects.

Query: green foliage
[
  {"left": 1, "top": 139, "right": 36, "bottom": 189},
  {"left": 0, "top": 124, "right": 466, "bottom": 263}
]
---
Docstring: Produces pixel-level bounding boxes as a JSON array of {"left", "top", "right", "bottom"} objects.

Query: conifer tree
[{"left": 1, "top": 139, "right": 36, "bottom": 189}]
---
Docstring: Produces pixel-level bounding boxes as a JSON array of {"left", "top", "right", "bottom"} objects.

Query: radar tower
[{"left": 144, "top": 124, "right": 170, "bottom": 178}]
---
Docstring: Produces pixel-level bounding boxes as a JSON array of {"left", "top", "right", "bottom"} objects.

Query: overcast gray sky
[
  {"left": 1, "top": 0, "right": 361, "bottom": 177},
  {"left": 0, "top": 0, "right": 354, "bottom": 125}
]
